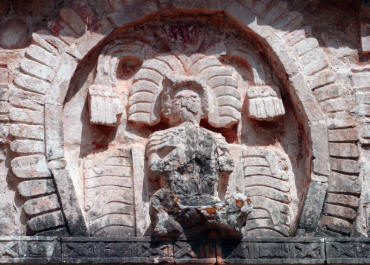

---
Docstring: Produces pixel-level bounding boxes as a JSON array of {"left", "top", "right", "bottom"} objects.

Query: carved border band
[{"left": 1, "top": 237, "right": 370, "bottom": 264}]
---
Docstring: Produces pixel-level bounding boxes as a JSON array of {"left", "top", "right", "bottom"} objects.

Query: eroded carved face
[{"left": 170, "top": 88, "right": 202, "bottom": 125}]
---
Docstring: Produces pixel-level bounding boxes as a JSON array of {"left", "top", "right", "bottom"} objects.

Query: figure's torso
[{"left": 152, "top": 123, "right": 223, "bottom": 204}]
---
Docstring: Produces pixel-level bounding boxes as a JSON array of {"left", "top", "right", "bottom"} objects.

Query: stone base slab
[{"left": 0, "top": 237, "right": 369, "bottom": 264}]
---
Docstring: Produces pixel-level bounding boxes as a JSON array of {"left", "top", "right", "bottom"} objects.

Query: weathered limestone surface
[
  {"left": 0, "top": 0, "right": 368, "bottom": 264},
  {"left": 0, "top": 236, "right": 370, "bottom": 264}
]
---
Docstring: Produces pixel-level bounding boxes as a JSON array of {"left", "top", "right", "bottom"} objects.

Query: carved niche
[{"left": 63, "top": 20, "right": 306, "bottom": 238}]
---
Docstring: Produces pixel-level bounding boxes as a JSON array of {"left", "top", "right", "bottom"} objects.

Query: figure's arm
[
  {"left": 214, "top": 133, "right": 234, "bottom": 173},
  {"left": 147, "top": 130, "right": 179, "bottom": 174},
  {"left": 147, "top": 131, "right": 165, "bottom": 175}
]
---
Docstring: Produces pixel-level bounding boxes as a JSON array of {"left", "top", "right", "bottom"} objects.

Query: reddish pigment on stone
[{"left": 47, "top": 20, "right": 64, "bottom": 36}]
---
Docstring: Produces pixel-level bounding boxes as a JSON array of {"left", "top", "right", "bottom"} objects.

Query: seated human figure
[{"left": 147, "top": 77, "right": 252, "bottom": 238}]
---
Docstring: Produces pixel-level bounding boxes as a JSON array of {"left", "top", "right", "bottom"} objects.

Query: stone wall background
[{"left": 0, "top": 0, "right": 368, "bottom": 238}]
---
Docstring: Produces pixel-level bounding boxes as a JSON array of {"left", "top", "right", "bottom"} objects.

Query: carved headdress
[
  {"left": 160, "top": 74, "right": 210, "bottom": 120},
  {"left": 90, "top": 39, "right": 242, "bottom": 128}
]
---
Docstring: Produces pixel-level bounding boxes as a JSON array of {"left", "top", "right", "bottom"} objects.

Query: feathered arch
[
  {"left": 89, "top": 39, "right": 157, "bottom": 125},
  {"left": 128, "top": 53, "right": 186, "bottom": 125}
]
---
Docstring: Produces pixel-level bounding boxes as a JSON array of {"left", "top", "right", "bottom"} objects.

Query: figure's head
[
  {"left": 162, "top": 77, "right": 209, "bottom": 126},
  {"left": 171, "top": 87, "right": 202, "bottom": 125}
]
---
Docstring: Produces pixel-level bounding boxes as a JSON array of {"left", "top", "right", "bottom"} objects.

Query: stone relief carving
[
  {"left": 0, "top": 2, "right": 367, "bottom": 264},
  {"left": 242, "top": 147, "right": 298, "bottom": 237},
  {"left": 61, "top": 21, "right": 306, "bottom": 238},
  {"left": 3, "top": 0, "right": 364, "bottom": 240},
  {"left": 147, "top": 77, "right": 252, "bottom": 238},
  {"left": 83, "top": 148, "right": 135, "bottom": 236}
]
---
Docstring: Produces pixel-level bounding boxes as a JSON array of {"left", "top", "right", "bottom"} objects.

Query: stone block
[
  {"left": 132, "top": 145, "right": 150, "bottom": 237},
  {"left": 313, "top": 84, "right": 342, "bottom": 102},
  {"left": 23, "top": 194, "right": 60, "bottom": 216},
  {"left": 309, "top": 70, "right": 337, "bottom": 90},
  {"left": 360, "top": 123, "right": 370, "bottom": 144},
  {"left": 17, "top": 179, "right": 55, "bottom": 197},
  {"left": 34, "top": 29, "right": 68, "bottom": 53},
  {"left": 0, "top": 85, "right": 8, "bottom": 101},
  {"left": 330, "top": 158, "right": 360, "bottom": 174},
  {"left": 50, "top": 168, "right": 88, "bottom": 236},
  {"left": 11, "top": 154, "right": 50, "bottom": 179},
  {"left": 326, "top": 193, "right": 360, "bottom": 209},
  {"left": 320, "top": 98, "right": 347, "bottom": 113},
  {"left": 327, "top": 112, "right": 357, "bottom": 129},
  {"left": 15, "top": 73, "right": 50, "bottom": 95},
  {"left": 310, "top": 120, "right": 330, "bottom": 176},
  {"left": 294, "top": 38, "right": 319, "bottom": 56},
  {"left": 9, "top": 107, "right": 43, "bottom": 125},
  {"left": 351, "top": 72, "right": 370, "bottom": 88},
  {"left": 10, "top": 140, "right": 44, "bottom": 154},
  {"left": 301, "top": 49, "right": 328, "bottom": 76},
  {"left": 321, "top": 216, "right": 352, "bottom": 235},
  {"left": 20, "top": 59, "right": 53, "bottom": 82},
  {"left": 9, "top": 96, "right": 43, "bottom": 111},
  {"left": 19, "top": 237, "right": 61, "bottom": 262},
  {"left": 358, "top": 104, "right": 370, "bottom": 117},
  {"left": 45, "top": 103, "right": 64, "bottom": 160},
  {"left": 328, "top": 128, "right": 358, "bottom": 142},
  {"left": 328, "top": 172, "right": 361, "bottom": 195},
  {"left": 0, "top": 113, "right": 8, "bottom": 122},
  {"left": 61, "top": 238, "right": 172, "bottom": 264},
  {"left": 298, "top": 182, "right": 328, "bottom": 235},
  {"left": 0, "top": 68, "right": 8, "bottom": 84},
  {"left": 0, "top": 123, "right": 8, "bottom": 144},
  {"left": 26, "top": 44, "right": 57, "bottom": 68},
  {"left": 326, "top": 238, "right": 370, "bottom": 263},
  {"left": 266, "top": 34, "right": 298, "bottom": 76},
  {"left": 3, "top": 237, "right": 370, "bottom": 264},
  {"left": 356, "top": 91, "right": 370, "bottom": 104},
  {"left": 329, "top": 143, "right": 359, "bottom": 158},
  {"left": 27, "top": 211, "right": 65, "bottom": 233},
  {"left": 32, "top": 32, "right": 58, "bottom": 55},
  {"left": 217, "top": 238, "right": 325, "bottom": 264},
  {"left": 324, "top": 204, "right": 357, "bottom": 220},
  {"left": 289, "top": 73, "right": 325, "bottom": 122},
  {"left": 0, "top": 101, "right": 8, "bottom": 114},
  {"left": 284, "top": 29, "right": 307, "bottom": 46},
  {"left": 0, "top": 237, "right": 61, "bottom": 263},
  {"left": 9, "top": 124, "right": 44, "bottom": 140},
  {"left": 10, "top": 87, "right": 45, "bottom": 105},
  {"left": 47, "top": 54, "right": 77, "bottom": 104}
]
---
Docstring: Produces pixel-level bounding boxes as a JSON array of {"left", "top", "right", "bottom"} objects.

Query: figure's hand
[{"left": 148, "top": 131, "right": 177, "bottom": 155}]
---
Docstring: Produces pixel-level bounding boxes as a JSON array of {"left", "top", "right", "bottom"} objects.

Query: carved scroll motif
[
  {"left": 242, "top": 147, "right": 298, "bottom": 237},
  {"left": 83, "top": 148, "right": 135, "bottom": 236}
]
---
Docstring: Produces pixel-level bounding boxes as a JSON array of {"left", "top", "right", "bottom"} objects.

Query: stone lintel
[{"left": 1, "top": 236, "right": 369, "bottom": 264}]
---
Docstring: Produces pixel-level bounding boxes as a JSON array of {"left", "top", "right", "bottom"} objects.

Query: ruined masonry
[{"left": 0, "top": 0, "right": 369, "bottom": 264}]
